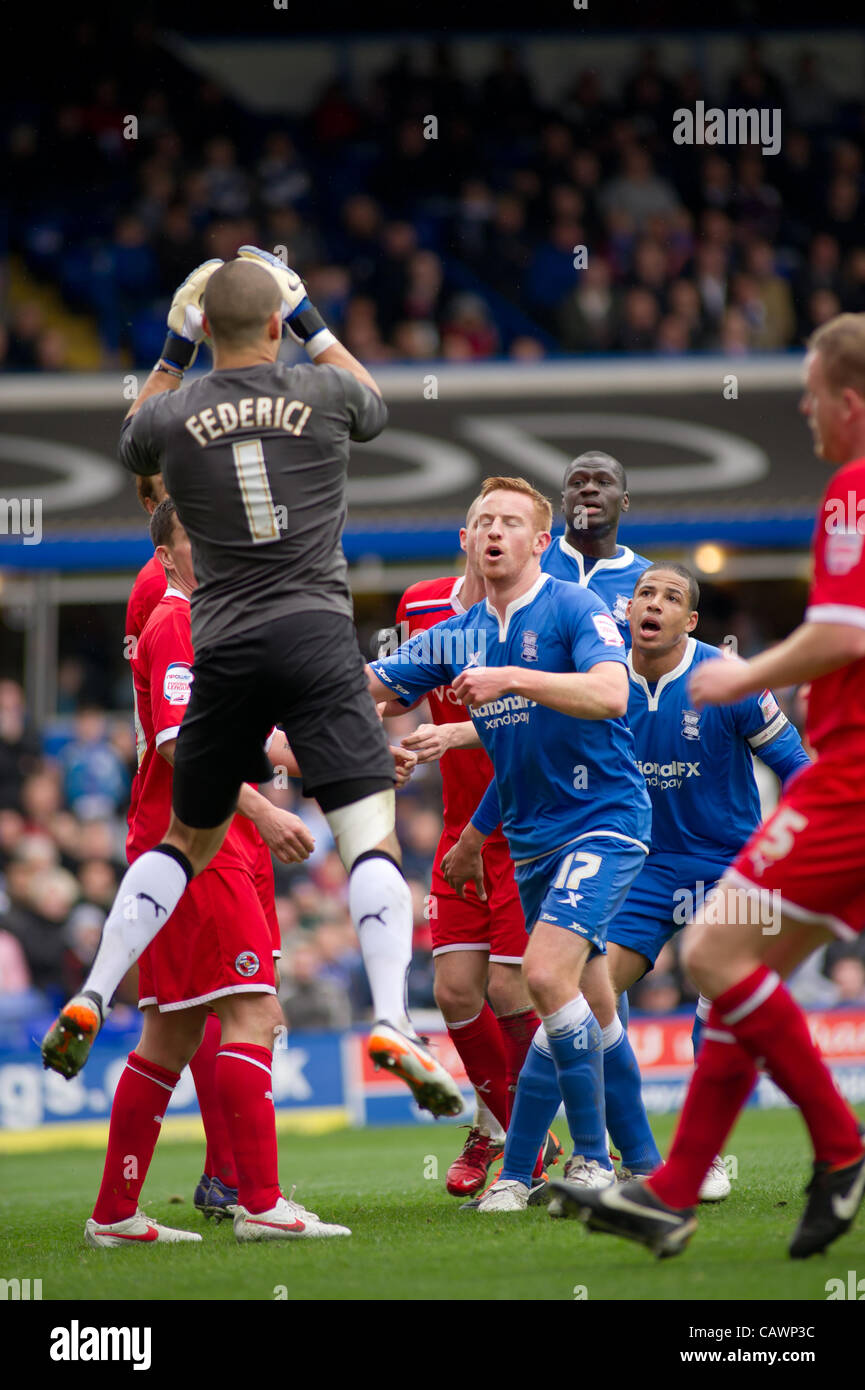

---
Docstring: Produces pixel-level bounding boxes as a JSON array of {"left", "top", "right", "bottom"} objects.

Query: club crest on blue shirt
[
  {"left": 611, "top": 594, "right": 630, "bottom": 624},
  {"left": 681, "top": 709, "right": 701, "bottom": 741},
  {"left": 521, "top": 629, "right": 539, "bottom": 662}
]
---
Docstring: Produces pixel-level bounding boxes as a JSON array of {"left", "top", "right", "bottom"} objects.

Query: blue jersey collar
[
  {"left": 558, "top": 535, "right": 634, "bottom": 583},
  {"left": 485, "top": 571, "right": 551, "bottom": 642},
  {"left": 627, "top": 636, "right": 696, "bottom": 711}
]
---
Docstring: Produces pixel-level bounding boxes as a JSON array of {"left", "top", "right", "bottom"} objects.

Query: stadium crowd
[
  {"left": 7, "top": 28, "right": 865, "bottom": 368},
  {"left": 2, "top": 673, "right": 864, "bottom": 1042}
]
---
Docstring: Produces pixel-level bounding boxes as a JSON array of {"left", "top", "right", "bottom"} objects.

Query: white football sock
[
  {"left": 85, "top": 849, "right": 191, "bottom": 1004},
  {"left": 349, "top": 855, "right": 413, "bottom": 1033},
  {"left": 474, "top": 1096, "right": 506, "bottom": 1143}
]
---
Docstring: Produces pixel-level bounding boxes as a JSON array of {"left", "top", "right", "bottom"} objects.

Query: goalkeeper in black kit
[{"left": 42, "top": 249, "right": 463, "bottom": 1122}]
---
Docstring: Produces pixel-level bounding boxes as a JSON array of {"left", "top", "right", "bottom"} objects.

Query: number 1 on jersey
[{"left": 232, "top": 439, "right": 281, "bottom": 543}]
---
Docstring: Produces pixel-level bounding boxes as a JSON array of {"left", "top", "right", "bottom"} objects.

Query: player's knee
[
  {"left": 522, "top": 958, "right": 566, "bottom": 1014},
  {"left": 487, "top": 963, "right": 528, "bottom": 1016},
  {"left": 216, "top": 991, "right": 284, "bottom": 1047},
  {"left": 680, "top": 921, "right": 721, "bottom": 986},
  {"left": 433, "top": 972, "right": 483, "bottom": 1021},
  {"left": 322, "top": 787, "right": 396, "bottom": 873}
]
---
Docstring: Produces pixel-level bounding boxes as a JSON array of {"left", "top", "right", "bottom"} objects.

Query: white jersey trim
[
  {"left": 485, "top": 571, "right": 551, "bottom": 642},
  {"left": 142, "top": 983, "right": 278, "bottom": 1013},
  {"left": 163, "top": 585, "right": 190, "bottom": 604},
  {"left": 805, "top": 603, "right": 865, "bottom": 631},
  {"left": 627, "top": 636, "right": 697, "bottom": 712},
  {"left": 450, "top": 574, "right": 467, "bottom": 615},
  {"left": 557, "top": 536, "right": 636, "bottom": 585},
  {"left": 155, "top": 725, "right": 182, "bottom": 748},
  {"left": 513, "top": 827, "right": 650, "bottom": 868},
  {"left": 432, "top": 942, "right": 491, "bottom": 956}
]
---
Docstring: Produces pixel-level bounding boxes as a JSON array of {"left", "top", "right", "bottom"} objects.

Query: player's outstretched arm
[
  {"left": 689, "top": 621, "right": 865, "bottom": 709},
  {"left": 235, "top": 786, "right": 315, "bottom": 864},
  {"left": 400, "top": 720, "right": 482, "bottom": 763},
  {"left": 452, "top": 662, "right": 629, "bottom": 721},
  {"left": 312, "top": 341, "right": 382, "bottom": 398},
  {"left": 441, "top": 822, "right": 487, "bottom": 902}
]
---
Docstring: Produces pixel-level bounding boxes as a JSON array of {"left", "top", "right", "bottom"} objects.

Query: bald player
[{"left": 43, "top": 251, "right": 463, "bottom": 1124}]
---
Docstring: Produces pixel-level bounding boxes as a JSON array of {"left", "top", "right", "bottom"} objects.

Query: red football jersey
[
  {"left": 395, "top": 576, "right": 505, "bottom": 837},
  {"left": 127, "top": 587, "right": 261, "bottom": 871},
  {"left": 804, "top": 456, "right": 865, "bottom": 759},
  {"left": 126, "top": 553, "right": 167, "bottom": 644}
]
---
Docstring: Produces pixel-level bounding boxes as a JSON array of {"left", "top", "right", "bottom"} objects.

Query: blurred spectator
[
  {"left": 3, "top": 863, "right": 79, "bottom": 995},
  {"left": 0, "top": 681, "right": 41, "bottom": 811},
  {"left": 59, "top": 708, "right": 130, "bottom": 820},
  {"left": 439, "top": 294, "right": 499, "bottom": 359},
  {"left": 559, "top": 259, "right": 618, "bottom": 352},
  {"left": 788, "top": 51, "right": 837, "bottom": 132},
  {"left": 7, "top": 302, "right": 44, "bottom": 370},
  {"left": 0, "top": 929, "right": 31, "bottom": 995},
  {"left": 616, "top": 287, "right": 661, "bottom": 353},
  {"left": 256, "top": 132, "right": 311, "bottom": 210},
  {"left": 601, "top": 146, "right": 681, "bottom": 232},
  {"left": 841, "top": 248, "right": 865, "bottom": 315},
  {"left": 20, "top": 768, "right": 63, "bottom": 834},
  {"left": 281, "top": 942, "right": 354, "bottom": 1031},
  {"left": 743, "top": 240, "right": 795, "bottom": 349},
  {"left": 633, "top": 971, "right": 682, "bottom": 1014},
  {"left": 509, "top": 336, "right": 546, "bottom": 361},
  {"left": 730, "top": 153, "right": 782, "bottom": 242},
  {"left": 828, "top": 954, "right": 865, "bottom": 1005}
]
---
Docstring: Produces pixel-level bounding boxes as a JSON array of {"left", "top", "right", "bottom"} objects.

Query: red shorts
[
  {"left": 138, "top": 865, "right": 277, "bottom": 1011},
  {"left": 251, "top": 840, "right": 282, "bottom": 959},
  {"left": 730, "top": 757, "right": 865, "bottom": 941},
  {"left": 429, "top": 829, "right": 527, "bottom": 964}
]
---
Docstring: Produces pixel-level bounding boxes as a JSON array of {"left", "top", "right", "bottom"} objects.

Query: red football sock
[
  {"left": 496, "top": 1006, "right": 548, "bottom": 1176},
  {"left": 710, "top": 966, "right": 863, "bottom": 1168},
  {"left": 447, "top": 1003, "right": 510, "bottom": 1132},
  {"left": 497, "top": 1007, "right": 541, "bottom": 1125},
  {"left": 648, "top": 1016, "right": 757, "bottom": 1209},
  {"left": 92, "top": 1051, "right": 180, "bottom": 1225},
  {"left": 215, "top": 1043, "right": 281, "bottom": 1214},
  {"left": 189, "top": 1014, "right": 238, "bottom": 1188}
]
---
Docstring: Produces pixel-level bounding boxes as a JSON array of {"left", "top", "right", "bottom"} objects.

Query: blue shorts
[
  {"left": 606, "top": 851, "right": 731, "bottom": 971},
  {"left": 515, "top": 834, "right": 648, "bottom": 956}
]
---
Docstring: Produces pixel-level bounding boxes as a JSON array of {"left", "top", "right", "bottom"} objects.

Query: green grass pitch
[{"left": 2, "top": 1105, "right": 863, "bottom": 1302}]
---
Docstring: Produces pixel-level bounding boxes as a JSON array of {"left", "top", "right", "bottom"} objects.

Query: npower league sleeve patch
[
  {"left": 163, "top": 661, "right": 194, "bottom": 705},
  {"left": 592, "top": 612, "right": 625, "bottom": 646}
]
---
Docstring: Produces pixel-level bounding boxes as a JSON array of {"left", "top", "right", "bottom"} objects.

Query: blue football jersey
[
  {"left": 371, "top": 573, "right": 651, "bottom": 864},
  {"left": 541, "top": 537, "right": 650, "bottom": 648},
  {"left": 627, "top": 637, "right": 810, "bottom": 859}
]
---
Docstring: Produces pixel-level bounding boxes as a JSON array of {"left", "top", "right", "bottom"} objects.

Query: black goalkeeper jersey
[{"left": 119, "top": 360, "right": 387, "bottom": 652}]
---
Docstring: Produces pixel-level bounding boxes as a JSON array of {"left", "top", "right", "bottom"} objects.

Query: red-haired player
[{"left": 382, "top": 499, "right": 560, "bottom": 1198}]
